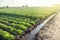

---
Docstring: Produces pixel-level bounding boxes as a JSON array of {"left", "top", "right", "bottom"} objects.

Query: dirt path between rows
[{"left": 36, "top": 12, "right": 60, "bottom": 40}]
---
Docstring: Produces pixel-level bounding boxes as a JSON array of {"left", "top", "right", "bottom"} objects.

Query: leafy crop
[{"left": 0, "top": 7, "right": 57, "bottom": 40}]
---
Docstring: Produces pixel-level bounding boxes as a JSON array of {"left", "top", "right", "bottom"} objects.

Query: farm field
[
  {"left": 0, "top": 7, "right": 57, "bottom": 40},
  {"left": 35, "top": 12, "right": 60, "bottom": 40}
]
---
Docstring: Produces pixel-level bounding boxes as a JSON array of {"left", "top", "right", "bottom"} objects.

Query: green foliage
[
  {"left": 30, "top": 21, "right": 35, "bottom": 25},
  {"left": 25, "top": 23, "right": 32, "bottom": 27},
  {"left": 0, "top": 7, "right": 57, "bottom": 40},
  {"left": 0, "top": 29, "right": 14, "bottom": 40},
  {"left": 19, "top": 25, "right": 27, "bottom": 31},
  {"left": 0, "top": 7, "right": 57, "bottom": 19},
  {"left": 17, "top": 29, "right": 23, "bottom": 35}
]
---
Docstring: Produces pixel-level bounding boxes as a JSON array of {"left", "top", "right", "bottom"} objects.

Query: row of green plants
[
  {"left": 0, "top": 15, "right": 37, "bottom": 40},
  {"left": 0, "top": 7, "right": 57, "bottom": 19},
  {"left": 0, "top": 7, "right": 58, "bottom": 40},
  {"left": 0, "top": 29, "right": 14, "bottom": 40}
]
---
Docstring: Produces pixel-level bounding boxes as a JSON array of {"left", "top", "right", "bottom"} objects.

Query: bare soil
[{"left": 36, "top": 12, "right": 60, "bottom": 40}]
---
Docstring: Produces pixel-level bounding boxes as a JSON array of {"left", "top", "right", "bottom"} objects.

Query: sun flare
[{"left": 0, "top": 0, "right": 60, "bottom": 7}]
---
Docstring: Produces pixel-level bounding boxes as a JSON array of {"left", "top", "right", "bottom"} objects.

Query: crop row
[
  {"left": 0, "top": 7, "right": 58, "bottom": 40},
  {"left": 0, "top": 15, "right": 37, "bottom": 40}
]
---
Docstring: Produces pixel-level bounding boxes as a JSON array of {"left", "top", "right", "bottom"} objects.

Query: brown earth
[{"left": 36, "top": 12, "right": 60, "bottom": 40}]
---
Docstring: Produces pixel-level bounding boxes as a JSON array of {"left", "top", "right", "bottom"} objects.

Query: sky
[{"left": 0, "top": 0, "right": 60, "bottom": 7}]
